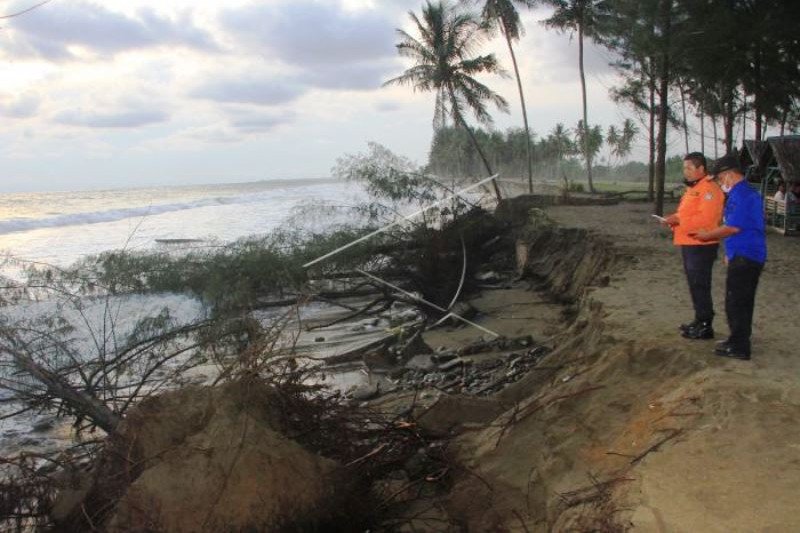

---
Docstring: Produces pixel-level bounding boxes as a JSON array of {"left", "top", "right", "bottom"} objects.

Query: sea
[
  {"left": 0, "top": 178, "right": 363, "bottom": 270},
  {"left": 0, "top": 178, "right": 373, "bottom": 457}
]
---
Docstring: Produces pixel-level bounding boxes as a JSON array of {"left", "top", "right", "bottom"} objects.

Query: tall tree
[
  {"left": 575, "top": 120, "right": 604, "bottom": 170},
  {"left": 541, "top": 0, "right": 609, "bottom": 193},
  {"left": 385, "top": 1, "right": 509, "bottom": 200},
  {"left": 619, "top": 118, "right": 639, "bottom": 164},
  {"left": 604, "top": 0, "right": 659, "bottom": 201},
  {"left": 603, "top": 0, "right": 680, "bottom": 214},
  {"left": 606, "top": 124, "right": 620, "bottom": 165},
  {"left": 474, "top": 0, "right": 536, "bottom": 193}
]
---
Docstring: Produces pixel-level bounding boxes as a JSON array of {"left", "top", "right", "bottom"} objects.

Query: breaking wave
[{"left": 0, "top": 192, "right": 274, "bottom": 236}]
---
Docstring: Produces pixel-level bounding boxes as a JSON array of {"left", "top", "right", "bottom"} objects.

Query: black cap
[{"left": 710, "top": 154, "right": 742, "bottom": 177}]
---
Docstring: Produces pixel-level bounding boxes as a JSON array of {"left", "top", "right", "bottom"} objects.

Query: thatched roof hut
[
  {"left": 764, "top": 135, "right": 800, "bottom": 184},
  {"left": 741, "top": 140, "right": 768, "bottom": 172}
]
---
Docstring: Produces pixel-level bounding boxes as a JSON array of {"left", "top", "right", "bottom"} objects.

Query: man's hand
[
  {"left": 689, "top": 229, "right": 713, "bottom": 242},
  {"left": 664, "top": 214, "right": 679, "bottom": 226}
]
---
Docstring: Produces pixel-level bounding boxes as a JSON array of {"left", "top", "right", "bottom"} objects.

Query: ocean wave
[{"left": 0, "top": 189, "right": 310, "bottom": 236}]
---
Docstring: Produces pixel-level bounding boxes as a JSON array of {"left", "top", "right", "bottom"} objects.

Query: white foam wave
[{"left": 0, "top": 193, "right": 276, "bottom": 236}]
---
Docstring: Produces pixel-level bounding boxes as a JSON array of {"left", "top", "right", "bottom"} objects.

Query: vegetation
[
  {"left": 471, "top": 0, "right": 537, "bottom": 193},
  {"left": 381, "top": 0, "right": 800, "bottom": 212},
  {"left": 427, "top": 121, "right": 644, "bottom": 182},
  {"left": 541, "top": 0, "right": 610, "bottom": 193},
  {"left": 385, "top": 0, "right": 509, "bottom": 201}
]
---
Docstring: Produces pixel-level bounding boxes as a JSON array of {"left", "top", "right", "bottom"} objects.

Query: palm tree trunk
[
  {"left": 578, "top": 23, "right": 594, "bottom": 193},
  {"left": 679, "top": 83, "right": 689, "bottom": 153},
  {"left": 713, "top": 115, "right": 719, "bottom": 158},
  {"left": 654, "top": 0, "right": 671, "bottom": 217},
  {"left": 503, "top": 27, "right": 534, "bottom": 195},
  {"left": 724, "top": 93, "right": 735, "bottom": 153},
  {"left": 700, "top": 102, "right": 705, "bottom": 154},
  {"left": 648, "top": 71, "right": 656, "bottom": 202},
  {"left": 781, "top": 108, "right": 788, "bottom": 137},
  {"left": 451, "top": 93, "right": 502, "bottom": 201},
  {"left": 754, "top": 42, "right": 763, "bottom": 141}
]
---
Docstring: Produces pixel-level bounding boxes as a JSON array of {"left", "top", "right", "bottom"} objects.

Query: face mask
[{"left": 721, "top": 183, "right": 732, "bottom": 194}]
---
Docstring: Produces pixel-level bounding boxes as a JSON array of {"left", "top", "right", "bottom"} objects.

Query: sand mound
[{"left": 56, "top": 379, "right": 354, "bottom": 532}]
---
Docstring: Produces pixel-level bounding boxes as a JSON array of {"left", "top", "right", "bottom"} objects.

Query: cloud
[
  {"left": 229, "top": 111, "right": 296, "bottom": 133},
  {"left": 191, "top": 76, "right": 307, "bottom": 106},
  {"left": 3, "top": 1, "right": 217, "bottom": 61},
  {"left": 0, "top": 93, "right": 41, "bottom": 118},
  {"left": 55, "top": 108, "right": 169, "bottom": 128},
  {"left": 296, "top": 60, "right": 396, "bottom": 91},
  {"left": 221, "top": 1, "right": 396, "bottom": 66},
  {"left": 524, "top": 25, "right": 616, "bottom": 84},
  {"left": 374, "top": 100, "right": 402, "bottom": 113}
]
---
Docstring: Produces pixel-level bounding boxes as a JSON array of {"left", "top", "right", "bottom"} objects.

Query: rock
[
  {"left": 314, "top": 336, "right": 326, "bottom": 343},
  {"left": 431, "top": 352, "right": 458, "bottom": 364},
  {"left": 351, "top": 382, "right": 380, "bottom": 401},
  {"left": 405, "top": 355, "right": 435, "bottom": 372},
  {"left": 445, "top": 302, "right": 478, "bottom": 326},
  {"left": 475, "top": 271, "right": 500, "bottom": 283},
  {"left": 438, "top": 358, "right": 464, "bottom": 372},
  {"left": 397, "top": 330, "right": 433, "bottom": 360},
  {"left": 388, "top": 367, "right": 409, "bottom": 379},
  {"left": 363, "top": 348, "right": 394, "bottom": 370},
  {"left": 32, "top": 418, "right": 56, "bottom": 433}
]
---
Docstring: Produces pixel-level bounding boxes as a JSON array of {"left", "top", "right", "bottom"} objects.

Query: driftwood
[{"left": 6, "top": 347, "right": 120, "bottom": 434}]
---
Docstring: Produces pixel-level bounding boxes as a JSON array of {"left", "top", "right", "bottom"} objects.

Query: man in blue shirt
[{"left": 692, "top": 154, "right": 766, "bottom": 360}]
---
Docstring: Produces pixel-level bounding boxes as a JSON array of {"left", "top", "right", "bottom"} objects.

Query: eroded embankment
[{"left": 441, "top": 200, "right": 713, "bottom": 532}]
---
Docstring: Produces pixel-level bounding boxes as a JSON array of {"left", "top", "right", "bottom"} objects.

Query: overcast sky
[{"left": 0, "top": 0, "right": 677, "bottom": 193}]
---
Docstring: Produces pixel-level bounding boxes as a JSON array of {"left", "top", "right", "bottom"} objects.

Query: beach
[
  {"left": 4, "top": 191, "right": 800, "bottom": 531},
  {"left": 427, "top": 199, "right": 800, "bottom": 531}
]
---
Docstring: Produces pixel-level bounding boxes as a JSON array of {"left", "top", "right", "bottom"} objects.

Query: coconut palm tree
[
  {"left": 606, "top": 124, "right": 620, "bottom": 166},
  {"left": 384, "top": 0, "right": 509, "bottom": 200},
  {"left": 541, "top": 0, "right": 609, "bottom": 193},
  {"left": 472, "top": 0, "right": 536, "bottom": 194},
  {"left": 618, "top": 118, "right": 639, "bottom": 164}
]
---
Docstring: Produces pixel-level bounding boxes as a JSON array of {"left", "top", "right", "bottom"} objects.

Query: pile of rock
[{"left": 386, "top": 336, "right": 550, "bottom": 397}]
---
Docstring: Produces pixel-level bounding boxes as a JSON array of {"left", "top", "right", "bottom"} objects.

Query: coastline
[{"left": 5, "top": 196, "right": 800, "bottom": 531}]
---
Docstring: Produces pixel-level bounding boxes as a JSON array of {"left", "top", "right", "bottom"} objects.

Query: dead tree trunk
[{"left": 8, "top": 347, "right": 121, "bottom": 434}]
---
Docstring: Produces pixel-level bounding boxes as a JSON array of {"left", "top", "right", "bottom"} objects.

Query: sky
[{"left": 0, "top": 0, "right": 683, "bottom": 193}]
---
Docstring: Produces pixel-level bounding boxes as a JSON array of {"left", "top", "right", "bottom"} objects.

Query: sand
[
  {"left": 549, "top": 201, "right": 800, "bottom": 532},
  {"left": 439, "top": 200, "right": 800, "bottom": 532}
]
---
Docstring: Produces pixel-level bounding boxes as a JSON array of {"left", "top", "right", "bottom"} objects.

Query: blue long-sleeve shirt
[{"left": 724, "top": 181, "right": 767, "bottom": 264}]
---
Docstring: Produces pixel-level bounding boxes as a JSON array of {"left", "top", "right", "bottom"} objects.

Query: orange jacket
[{"left": 673, "top": 178, "right": 725, "bottom": 245}]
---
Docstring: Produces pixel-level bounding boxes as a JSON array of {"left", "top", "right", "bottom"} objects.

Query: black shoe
[
  {"left": 714, "top": 345, "right": 750, "bottom": 360},
  {"left": 682, "top": 321, "right": 714, "bottom": 340},
  {"left": 714, "top": 339, "right": 732, "bottom": 354},
  {"left": 679, "top": 319, "right": 700, "bottom": 333}
]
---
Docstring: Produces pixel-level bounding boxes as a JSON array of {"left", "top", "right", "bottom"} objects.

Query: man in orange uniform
[{"left": 664, "top": 153, "right": 725, "bottom": 339}]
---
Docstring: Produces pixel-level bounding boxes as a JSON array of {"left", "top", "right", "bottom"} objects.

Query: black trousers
[
  {"left": 726, "top": 255, "right": 763, "bottom": 351},
  {"left": 681, "top": 244, "right": 719, "bottom": 323}
]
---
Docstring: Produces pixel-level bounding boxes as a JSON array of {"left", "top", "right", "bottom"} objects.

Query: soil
[{"left": 437, "top": 200, "right": 800, "bottom": 532}]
